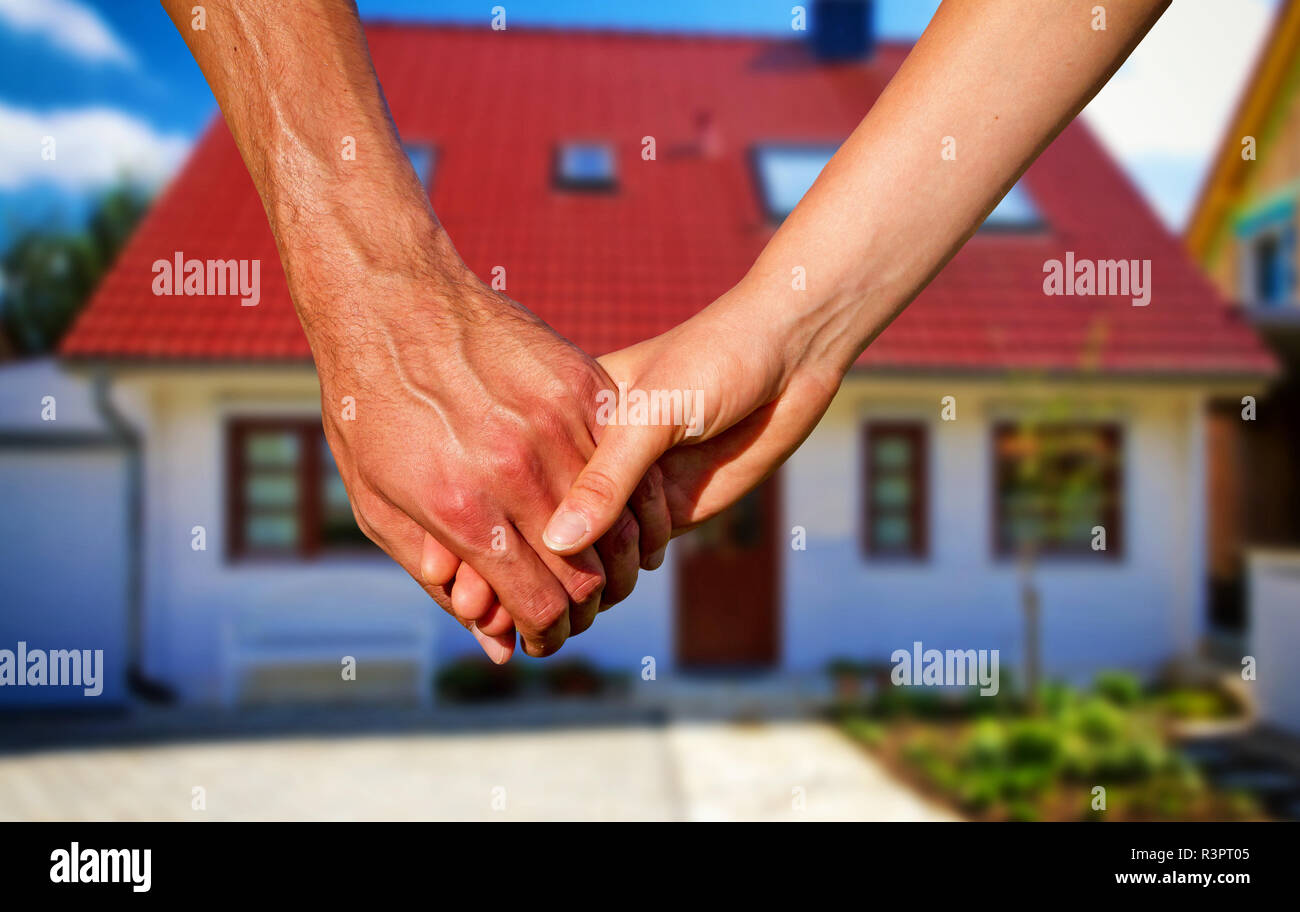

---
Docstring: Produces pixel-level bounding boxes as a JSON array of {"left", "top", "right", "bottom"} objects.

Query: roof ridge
[{"left": 360, "top": 18, "right": 916, "bottom": 48}]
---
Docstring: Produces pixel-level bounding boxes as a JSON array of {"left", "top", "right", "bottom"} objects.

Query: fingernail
[
  {"left": 471, "top": 623, "right": 511, "bottom": 664},
  {"left": 646, "top": 545, "right": 667, "bottom": 571},
  {"left": 543, "top": 509, "right": 589, "bottom": 551}
]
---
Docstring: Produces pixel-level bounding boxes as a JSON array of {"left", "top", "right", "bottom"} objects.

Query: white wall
[
  {"left": 122, "top": 371, "right": 428, "bottom": 702},
  {"left": 0, "top": 360, "right": 129, "bottom": 706},
  {"left": 121, "top": 369, "right": 673, "bottom": 702},
  {"left": 1249, "top": 551, "right": 1300, "bottom": 735},
  {"left": 118, "top": 369, "right": 1218, "bottom": 695},
  {"left": 0, "top": 450, "right": 129, "bottom": 706},
  {"left": 781, "top": 377, "right": 1209, "bottom": 681}
]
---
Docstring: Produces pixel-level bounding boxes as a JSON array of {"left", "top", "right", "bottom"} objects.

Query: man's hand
[{"left": 301, "top": 234, "right": 662, "bottom": 659}]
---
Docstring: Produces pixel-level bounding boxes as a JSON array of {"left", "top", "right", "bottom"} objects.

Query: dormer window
[
  {"left": 403, "top": 142, "right": 436, "bottom": 189},
  {"left": 1236, "top": 198, "right": 1296, "bottom": 310},
  {"left": 980, "top": 182, "right": 1045, "bottom": 232},
  {"left": 753, "top": 143, "right": 838, "bottom": 222},
  {"left": 555, "top": 142, "right": 617, "bottom": 192}
]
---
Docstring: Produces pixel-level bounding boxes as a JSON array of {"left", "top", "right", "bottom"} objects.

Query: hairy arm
[{"left": 161, "top": 1, "right": 669, "bottom": 659}]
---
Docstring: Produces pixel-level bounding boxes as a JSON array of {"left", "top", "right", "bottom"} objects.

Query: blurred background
[{"left": 1, "top": 0, "right": 1299, "bottom": 822}]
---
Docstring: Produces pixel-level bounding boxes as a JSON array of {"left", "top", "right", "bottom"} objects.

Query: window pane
[
  {"left": 245, "top": 431, "right": 298, "bottom": 467},
  {"left": 404, "top": 143, "right": 435, "bottom": 189},
  {"left": 983, "top": 182, "right": 1043, "bottom": 230},
  {"left": 557, "top": 142, "right": 616, "bottom": 188},
  {"left": 865, "top": 424, "right": 925, "bottom": 557},
  {"left": 1254, "top": 234, "right": 1282, "bottom": 305},
  {"left": 234, "top": 426, "right": 304, "bottom": 555},
  {"left": 754, "top": 145, "right": 836, "bottom": 219},
  {"left": 319, "top": 434, "right": 371, "bottom": 548},
  {"left": 994, "top": 424, "right": 1118, "bottom": 555},
  {"left": 246, "top": 513, "right": 299, "bottom": 549},
  {"left": 246, "top": 473, "right": 297, "bottom": 509},
  {"left": 873, "top": 474, "right": 912, "bottom": 508},
  {"left": 873, "top": 436, "right": 913, "bottom": 470},
  {"left": 872, "top": 515, "right": 911, "bottom": 550}
]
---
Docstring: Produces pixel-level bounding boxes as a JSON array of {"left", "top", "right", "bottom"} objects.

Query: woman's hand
[{"left": 541, "top": 276, "right": 846, "bottom": 555}]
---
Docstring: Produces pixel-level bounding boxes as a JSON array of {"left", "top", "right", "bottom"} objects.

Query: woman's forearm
[{"left": 742, "top": 0, "right": 1170, "bottom": 379}]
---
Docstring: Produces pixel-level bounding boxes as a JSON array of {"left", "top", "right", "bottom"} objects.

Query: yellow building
[{"left": 1187, "top": 0, "right": 1300, "bottom": 643}]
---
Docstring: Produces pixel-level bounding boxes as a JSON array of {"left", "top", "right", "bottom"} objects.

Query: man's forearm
[
  {"left": 159, "top": 0, "right": 456, "bottom": 329},
  {"left": 741, "top": 0, "right": 1169, "bottom": 378}
]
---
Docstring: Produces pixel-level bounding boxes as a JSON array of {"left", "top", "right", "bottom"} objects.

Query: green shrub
[
  {"left": 826, "top": 657, "right": 866, "bottom": 678},
  {"left": 1095, "top": 739, "right": 1166, "bottom": 782},
  {"left": 1075, "top": 697, "right": 1125, "bottom": 745},
  {"left": 1007, "top": 720, "right": 1063, "bottom": 765},
  {"left": 1007, "top": 799, "right": 1041, "bottom": 822},
  {"left": 541, "top": 658, "right": 606, "bottom": 696},
  {"left": 436, "top": 656, "right": 522, "bottom": 702},
  {"left": 962, "top": 719, "right": 1006, "bottom": 769},
  {"left": 1037, "top": 680, "right": 1077, "bottom": 715},
  {"left": 1159, "top": 688, "right": 1233, "bottom": 720},
  {"left": 958, "top": 771, "right": 1001, "bottom": 811},
  {"left": 842, "top": 718, "right": 885, "bottom": 747},
  {"left": 1094, "top": 671, "right": 1142, "bottom": 706}
]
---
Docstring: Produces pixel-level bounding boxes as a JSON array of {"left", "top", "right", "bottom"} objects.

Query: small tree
[
  {"left": 1, "top": 182, "right": 149, "bottom": 354},
  {"left": 1000, "top": 322, "right": 1113, "bottom": 710}
]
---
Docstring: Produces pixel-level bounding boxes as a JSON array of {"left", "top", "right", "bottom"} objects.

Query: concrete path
[{"left": 0, "top": 707, "right": 956, "bottom": 821}]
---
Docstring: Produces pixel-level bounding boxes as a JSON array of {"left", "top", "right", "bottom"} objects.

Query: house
[
  {"left": 1185, "top": 0, "right": 1300, "bottom": 732},
  {"left": 55, "top": 7, "right": 1274, "bottom": 704},
  {"left": 1185, "top": 0, "right": 1300, "bottom": 637}
]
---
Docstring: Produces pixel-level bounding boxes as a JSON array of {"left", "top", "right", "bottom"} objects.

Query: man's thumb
[{"left": 544, "top": 427, "right": 667, "bottom": 555}]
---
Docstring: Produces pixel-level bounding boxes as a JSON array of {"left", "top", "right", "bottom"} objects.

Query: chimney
[
  {"left": 810, "top": 0, "right": 876, "bottom": 61},
  {"left": 695, "top": 110, "right": 723, "bottom": 159}
]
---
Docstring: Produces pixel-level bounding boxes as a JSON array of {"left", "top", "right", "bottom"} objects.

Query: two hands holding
[
  {"left": 309, "top": 219, "right": 843, "bottom": 662},
  {"left": 163, "top": 0, "right": 1170, "bottom": 661}
]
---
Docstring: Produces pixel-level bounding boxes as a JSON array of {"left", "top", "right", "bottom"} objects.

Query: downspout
[{"left": 91, "top": 367, "right": 174, "bottom": 702}]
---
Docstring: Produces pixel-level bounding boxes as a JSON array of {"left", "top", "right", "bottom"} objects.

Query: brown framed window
[
  {"left": 862, "top": 422, "right": 928, "bottom": 558},
  {"left": 226, "top": 418, "right": 372, "bottom": 558},
  {"left": 993, "top": 422, "right": 1122, "bottom": 558}
]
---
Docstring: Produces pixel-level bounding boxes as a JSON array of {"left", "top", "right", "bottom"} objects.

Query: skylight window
[
  {"left": 753, "top": 144, "right": 838, "bottom": 221},
  {"left": 403, "top": 142, "right": 436, "bottom": 189},
  {"left": 555, "top": 142, "right": 617, "bottom": 191},
  {"left": 981, "top": 181, "right": 1044, "bottom": 232}
]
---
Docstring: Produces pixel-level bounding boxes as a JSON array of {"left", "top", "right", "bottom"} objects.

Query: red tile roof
[{"left": 62, "top": 24, "right": 1274, "bottom": 376}]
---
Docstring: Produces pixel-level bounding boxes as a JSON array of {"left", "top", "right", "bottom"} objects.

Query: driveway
[{"left": 0, "top": 704, "right": 956, "bottom": 821}]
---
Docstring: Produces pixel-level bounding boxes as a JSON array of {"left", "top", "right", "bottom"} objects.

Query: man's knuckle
[
  {"left": 636, "top": 463, "right": 665, "bottom": 506},
  {"left": 488, "top": 438, "right": 537, "bottom": 484},
  {"left": 609, "top": 511, "right": 640, "bottom": 555},
  {"left": 577, "top": 468, "right": 621, "bottom": 507},
  {"left": 567, "top": 568, "right": 605, "bottom": 605},
  {"left": 429, "top": 483, "right": 484, "bottom": 527},
  {"left": 519, "top": 591, "right": 567, "bottom": 629}
]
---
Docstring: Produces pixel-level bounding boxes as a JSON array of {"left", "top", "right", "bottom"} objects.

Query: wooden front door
[{"left": 674, "top": 474, "right": 780, "bottom": 668}]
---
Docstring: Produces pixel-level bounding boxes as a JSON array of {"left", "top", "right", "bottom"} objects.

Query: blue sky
[{"left": 0, "top": 0, "right": 1279, "bottom": 252}]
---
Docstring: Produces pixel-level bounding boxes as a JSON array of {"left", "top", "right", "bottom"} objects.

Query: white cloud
[
  {"left": 0, "top": 102, "right": 190, "bottom": 191},
  {"left": 0, "top": 0, "right": 135, "bottom": 67},
  {"left": 1083, "top": 0, "right": 1275, "bottom": 160},
  {"left": 1081, "top": 0, "right": 1278, "bottom": 229}
]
